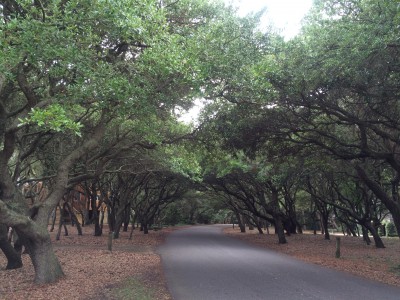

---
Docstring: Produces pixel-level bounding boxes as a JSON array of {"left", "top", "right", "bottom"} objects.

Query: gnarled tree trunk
[
  {"left": 23, "top": 232, "right": 64, "bottom": 283},
  {"left": 0, "top": 120, "right": 106, "bottom": 284},
  {"left": 0, "top": 225, "right": 22, "bottom": 269},
  {"left": 0, "top": 199, "right": 65, "bottom": 283}
]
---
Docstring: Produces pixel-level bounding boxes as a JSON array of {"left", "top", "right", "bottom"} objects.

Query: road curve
[{"left": 158, "top": 225, "right": 400, "bottom": 300}]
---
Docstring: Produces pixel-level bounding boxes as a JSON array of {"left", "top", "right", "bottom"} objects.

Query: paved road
[{"left": 158, "top": 225, "right": 400, "bottom": 300}]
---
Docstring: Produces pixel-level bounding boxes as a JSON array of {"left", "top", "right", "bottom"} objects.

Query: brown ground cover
[
  {"left": 0, "top": 225, "right": 175, "bottom": 300},
  {"left": 2, "top": 225, "right": 399, "bottom": 299},
  {"left": 225, "top": 227, "right": 400, "bottom": 287}
]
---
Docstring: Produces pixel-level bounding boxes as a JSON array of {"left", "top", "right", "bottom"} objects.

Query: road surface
[{"left": 158, "top": 225, "right": 400, "bottom": 300}]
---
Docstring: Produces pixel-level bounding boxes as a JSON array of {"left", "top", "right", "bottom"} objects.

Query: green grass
[
  {"left": 113, "top": 277, "right": 154, "bottom": 300},
  {"left": 389, "top": 264, "right": 400, "bottom": 277}
]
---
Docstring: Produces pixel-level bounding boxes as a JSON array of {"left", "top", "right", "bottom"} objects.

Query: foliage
[
  {"left": 19, "top": 104, "right": 83, "bottom": 136},
  {"left": 0, "top": 0, "right": 279, "bottom": 283},
  {"left": 386, "top": 222, "right": 398, "bottom": 237}
]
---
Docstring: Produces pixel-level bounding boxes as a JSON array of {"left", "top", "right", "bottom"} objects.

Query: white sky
[
  {"left": 227, "top": 0, "right": 313, "bottom": 39},
  {"left": 179, "top": 0, "right": 313, "bottom": 124}
]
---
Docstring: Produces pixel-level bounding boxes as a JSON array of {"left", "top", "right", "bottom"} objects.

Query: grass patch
[
  {"left": 389, "top": 265, "right": 400, "bottom": 277},
  {"left": 113, "top": 277, "right": 154, "bottom": 300}
]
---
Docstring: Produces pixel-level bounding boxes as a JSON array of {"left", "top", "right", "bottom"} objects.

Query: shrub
[{"left": 385, "top": 222, "right": 398, "bottom": 237}]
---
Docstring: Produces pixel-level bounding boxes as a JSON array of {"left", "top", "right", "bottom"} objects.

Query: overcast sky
[{"left": 227, "top": 0, "right": 313, "bottom": 39}]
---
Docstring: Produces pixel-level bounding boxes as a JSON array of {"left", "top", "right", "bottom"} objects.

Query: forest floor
[
  {"left": 0, "top": 225, "right": 177, "bottom": 300},
  {"left": 225, "top": 226, "right": 400, "bottom": 287},
  {"left": 1, "top": 225, "right": 399, "bottom": 300}
]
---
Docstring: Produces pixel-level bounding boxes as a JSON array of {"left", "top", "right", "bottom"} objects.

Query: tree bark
[
  {"left": 363, "top": 222, "right": 385, "bottom": 248},
  {"left": 0, "top": 119, "right": 106, "bottom": 284},
  {"left": 49, "top": 208, "right": 57, "bottom": 232},
  {"left": 355, "top": 165, "right": 400, "bottom": 238},
  {"left": 123, "top": 208, "right": 130, "bottom": 232},
  {"left": 24, "top": 233, "right": 64, "bottom": 283},
  {"left": 0, "top": 225, "right": 22, "bottom": 269},
  {"left": 320, "top": 212, "right": 330, "bottom": 240},
  {"left": 93, "top": 202, "right": 103, "bottom": 236},
  {"left": 0, "top": 199, "right": 64, "bottom": 283},
  {"left": 255, "top": 218, "right": 263, "bottom": 234},
  {"left": 64, "top": 202, "right": 82, "bottom": 235},
  {"left": 235, "top": 212, "right": 246, "bottom": 232},
  {"left": 361, "top": 226, "right": 371, "bottom": 245},
  {"left": 271, "top": 188, "right": 287, "bottom": 244},
  {"left": 143, "top": 223, "right": 149, "bottom": 234},
  {"left": 0, "top": 195, "right": 64, "bottom": 283},
  {"left": 274, "top": 214, "right": 287, "bottom": 244},
  {"left": 56, "top": 204, "right": 69, "bottom": 241}
]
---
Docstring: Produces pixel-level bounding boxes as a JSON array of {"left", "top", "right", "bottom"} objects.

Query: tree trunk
[
  {"left": 274, "top": 215, "right": 287, "bottom": 244},
  {"left": 129, "top": 214, "right": 137, "bottom": 240},
  {"left": 0, "top": 118, "right": 106, "bottom": 285},
  {"left": 0, "top": 225, "right": 22, "bottom": 269},
  {"left": 361, "top": 226, "right": 371, "bottom": 245},
  {"left": 129, "top": 223, "right": 135, "bottom": 240},
  {"left": 247, "top": 216, "right": 254, "bottom": 231},
  {"left": 84, "top": 209, "right": 91, "bottom": 226},
  {"left": 347, "top": 225, "right": 358, "bottom": 237},
  {"left": 93, "top": 207, "right": 102, "bottom": 236},
  {"left": 1, "top": 193, "right": 65, "bottom": 284},
  {"left": 107, "top": 205, "right": 115, "bottom": 233},
  {"left": 363, "top": 222, "right": 385, "bottom": 248},
  {"left": 391, "top": 209, "right": 400, "bottom": 239},
  {"left": 12, "top": 223, "right": 64, "bottom": 284},
  {"left": 123, "top": 219, "right": 129, "bottom": 232},
  {"left": 235, "top": 212, "right": 245, "bottom": 232},
  {"left": 113, "top": 203, "right": 129, "bottom": 239},
  {"left": 296, "top": 219, "right": 303, "bottom": 234},
  {"left": 123, "top": 204, "right": 132, "bottom": 232},
  {"left": 355, "top": 165, "right": 400, "bottom": 239},
  {"left": 56, "top": 205, "right": 68, "bottom": 241},
  {"left": 27, "top": 237, "right": 64, "bottom": 283},
  {"left": 286, "top": 216, "right": 297, "bottom": 234},
  {"left": 321, "top": 213, "right": 330, "bottom": 240},
  {"left": 113, "top": 218, "right": 123, "bottom": 239},
  {"left": 64, "top": 202, "right": 82, "bottom": 235},
  {"left": 49, "top": 208, "right": 57, "bottom": 232},
  {"left": 143, "top": 223, "right": 149, "bottom": 234},
  {"left": 255, "top": 219, "right": 263, "bottom": 234},
  {"left": 270, "top": 187, "right": 287, "bottom": 244}
]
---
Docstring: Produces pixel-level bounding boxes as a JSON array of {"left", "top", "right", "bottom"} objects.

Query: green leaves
[{"left": 19, "top": 104, "right": 83, "bottom": 136}]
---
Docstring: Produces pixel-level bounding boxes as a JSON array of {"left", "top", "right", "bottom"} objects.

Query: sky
[
  {"left": 179, "top": 0, "right": 314, "bottom": 124},
  {"left": 227, "top": 0, "right": 314, "bottom": 39}
]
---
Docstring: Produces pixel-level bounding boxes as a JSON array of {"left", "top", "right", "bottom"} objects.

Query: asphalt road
[{"left": 158, "top": 225, "right": 400, "bottom": 300}]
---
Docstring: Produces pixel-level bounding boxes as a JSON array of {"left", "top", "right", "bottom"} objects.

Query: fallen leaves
[{"left": 0, "top": 226, "right": 174, "bottom": 300}]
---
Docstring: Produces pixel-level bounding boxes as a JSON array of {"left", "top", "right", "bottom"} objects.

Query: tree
[
  {"left": 258, "top": 0, "right": 400, "bottom": 237},
  {"left": 200, "top": 147, "right": 289, "bottom": 243},
  {"left": 0, "top": 0, "right": 260, "bottom": 283}
]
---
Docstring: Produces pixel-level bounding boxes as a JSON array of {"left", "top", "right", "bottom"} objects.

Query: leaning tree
[
  {"left": 265, "top": 0, "right": 400, "bottom": 236},
  {"left": 0, "top": 0, "right": 261, "bottom": 283}
]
